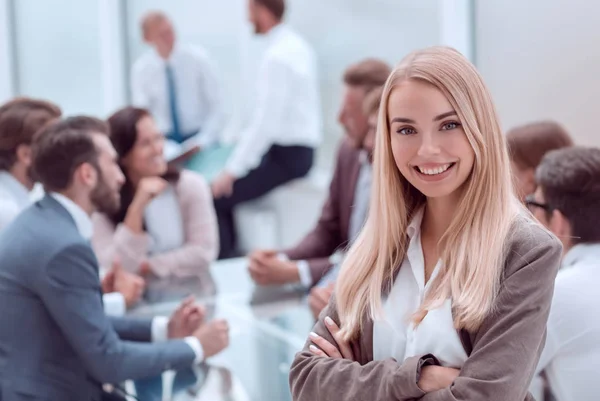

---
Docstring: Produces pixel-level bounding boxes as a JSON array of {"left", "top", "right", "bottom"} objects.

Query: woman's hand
[
  {"left": 124, "top": 177, "right": 168, "bottom": 233},
  {"left": 418, "top": 365, "right": 460, "bottom": 392},
  {"left": 133, "top": 177, "right": 168, "bottom": 208},
  {"left": 308, "top": 316, "right": 354, "bottom": 360}
]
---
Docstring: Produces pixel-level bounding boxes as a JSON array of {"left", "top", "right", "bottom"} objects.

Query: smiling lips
[{"left": 416, "top": 162, "right": 455, "bottom": 176}]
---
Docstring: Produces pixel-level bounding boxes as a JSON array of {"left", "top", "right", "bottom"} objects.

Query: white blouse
[
  {"left": 373, "top": 209, "right": 468, "bottom": 368},
  {"left": 144, "top": 185, "right": 185, "bottom": 255}
]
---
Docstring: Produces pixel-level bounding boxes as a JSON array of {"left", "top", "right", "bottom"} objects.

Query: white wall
[
  {"left": 12, "top": 0, "right": 104, "bottom": 116},
  {"left": 476, "top": 0, "right": 600, "bottom": 147}
]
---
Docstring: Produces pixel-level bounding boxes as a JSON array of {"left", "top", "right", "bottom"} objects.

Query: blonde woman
[{"left": 289, "top": 47, "right": 562, "bottom": 401}]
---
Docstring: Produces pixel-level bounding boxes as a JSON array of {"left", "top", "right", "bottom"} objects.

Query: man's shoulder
[
  {"left": 12, "top": 201, "right": 86, "bottom": 250},
  {"left": 335, "top": 139, "right": 361, "bottom": 167}
]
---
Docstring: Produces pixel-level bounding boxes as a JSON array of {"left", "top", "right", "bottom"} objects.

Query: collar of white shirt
[
  {"left": 49, "top": 192, "right": 93, "bottom": 240},
  {"left": 0, "top": 171, "right": 30, "bottom": 206},
  {"left": 151, "top": 43, "right": 182, "bottom": 65},
  {"left": 562, "top": 243, "right": 600, "bottom": 269},
  {"left": 407, "top": 207, "right": 425, "bottom": 240}
]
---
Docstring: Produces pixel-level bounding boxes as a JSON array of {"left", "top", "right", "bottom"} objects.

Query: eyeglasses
[{"left": 525, "top": 194, "right": 552, "bottom": 212}]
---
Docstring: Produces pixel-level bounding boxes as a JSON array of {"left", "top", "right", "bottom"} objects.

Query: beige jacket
[
  {"left": 92, "top": 170, "right": 218, "bottom": 278},
  {"left": 290, "top": 215, "right": 562, "bottom": 401}
]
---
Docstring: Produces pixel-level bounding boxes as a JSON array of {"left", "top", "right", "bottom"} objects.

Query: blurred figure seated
[
  {"left": 92, "top": 107, "right": 218, "bottom": 279},
  {"left": 212, "top": 0, "right": 322, "bottom": 259},
  {"left": 527, "top": 147, "right": 600, "bottom": 401},
  {"left": 507, "top": 120, "right": 573, "bottom": 202},
  {"left": 247, "top": 59, "right": 391, "bottom": 318}
]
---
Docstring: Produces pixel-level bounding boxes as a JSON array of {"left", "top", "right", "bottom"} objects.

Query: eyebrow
[{"left": 390, "top": 111, "right": 457, "bottom": 124}]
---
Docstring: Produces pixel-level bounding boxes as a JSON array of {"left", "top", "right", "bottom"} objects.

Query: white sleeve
[
  {"left": 102, "top": 292, "right": 126, "bottom": 317},
  {"left": 193, "top": 52, "right": 224, "bottom": 148},
  {"left": 151, "top": 316, "right": 204, "bottom": 363},
  {"left": 296, "top": 261, "right": 313, "bottom": 288},
  {"left": 225, "top": 58, "right": 291, "bottom": 178}
]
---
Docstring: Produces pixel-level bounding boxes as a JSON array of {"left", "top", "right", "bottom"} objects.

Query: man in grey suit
[{"left": 0, "top": 116, "right": 229, "bottom": 400}]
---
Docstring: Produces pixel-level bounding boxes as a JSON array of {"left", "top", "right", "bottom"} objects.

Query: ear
[
  {"left": 16, "top": 144, "right": 32, "bottom": 167},
  {"left": 549, "top": 209, "right": 572, "bottom": 240},
  {"left": 75, "top": 162, "right": 98, "bottom": 188}
]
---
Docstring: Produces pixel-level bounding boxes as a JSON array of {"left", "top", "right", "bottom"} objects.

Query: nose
[
  {"left": 116, "top": 167, "right": 125, "bottom": 186},
  {"left": 417, "top": 130, "right": 441, "bottom": 157},
  {"left": 153, "top": 137, "right": 165, "bottom": 156}
]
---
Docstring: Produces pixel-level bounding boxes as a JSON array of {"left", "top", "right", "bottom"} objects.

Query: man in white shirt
[
  {"left": 0, "top": 98, "right": 141, "bottom": 316},
  {"left": 131, "top": 11, "right": 223, "bottom": 150},
  {"left": 212, "top": 0, "right": 322, "bottom": 258},
  {"left": 527, "top": 146, "right": 600, "bottom": 401}
]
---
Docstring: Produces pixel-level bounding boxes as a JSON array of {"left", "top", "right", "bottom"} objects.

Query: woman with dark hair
[
  {"left": 507, "top": 121, "right": 573, "bottom": 202},
  {"left": 92, "top": 107, "right": 218, "bottom": 278}
]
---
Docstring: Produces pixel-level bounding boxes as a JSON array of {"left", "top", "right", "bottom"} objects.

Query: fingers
[
  {"left": 309, "top": 345, "right": 327, "bottom": 357},
  {"left": 309, "top": 332, "right": 342, "bottom": 358},
  {"left": 325, "top": 316, "right": 353, "bottom": 360}
]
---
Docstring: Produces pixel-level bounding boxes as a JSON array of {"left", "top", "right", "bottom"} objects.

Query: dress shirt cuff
[
  {"left": 296, "top": 260, "right": 313, "bottom": 288},
  {"left": 184, "top": 337, "right": 205, "bottom": 364},
  {"left": 278, "top": 253, "right": 310, "bottom": 288},
  {"left": 151, "top": 316, "right": 169, "bottom": 342},
  {"left": 103, "top": 292, "right": 126, "bottom": 317}
]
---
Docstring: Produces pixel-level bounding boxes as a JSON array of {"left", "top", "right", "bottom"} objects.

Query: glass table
[{"left": 128, "top": 258, "right": 316, "bottom": 401}]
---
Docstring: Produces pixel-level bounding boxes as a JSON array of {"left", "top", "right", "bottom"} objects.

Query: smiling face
[
  {"left": 121, "top": 115, "right": 167, "bottom": 179},
  {"left": 388, "top": 79, "right": 475, "bottom": 201}
]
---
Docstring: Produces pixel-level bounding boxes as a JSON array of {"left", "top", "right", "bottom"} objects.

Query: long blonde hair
[{"left": 336, "top": 46, "right": 520, "bottom": 340}]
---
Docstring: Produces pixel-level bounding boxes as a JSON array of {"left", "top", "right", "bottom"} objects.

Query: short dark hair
[
  {"left": 32, "top": 116, "right": 109, "bottom": 192},
  {"left": 343, "top": 59, "right": 392, "bottom": 94},
  {"left": 507, "top": 121, "right": 573, "bottom": 170},
  {"left": 536, "top": 146, "right": 600, "bottom": 244},
  {"left": 0, "top": 97, "right": 61, "bottom": 170},
  {"left": 255, "top": 0, "right": 285, "bottom": 20}
]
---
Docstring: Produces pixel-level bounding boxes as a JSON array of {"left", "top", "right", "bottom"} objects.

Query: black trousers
[{"left": 214, "top": 144, "right": 314, "bottom": 259}]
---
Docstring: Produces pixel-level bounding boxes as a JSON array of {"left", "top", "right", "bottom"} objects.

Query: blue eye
[
  {"left": 397, "top": 127, "right": 416, "bottom": 135},
  {"left": 441, "top": 121, "right": 461, "bottom": 131}
]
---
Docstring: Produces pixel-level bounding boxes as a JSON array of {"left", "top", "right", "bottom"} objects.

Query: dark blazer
[
  {"left": 290, "top": 214, "right": 562, "bottom": 401},
  {"left": 0, "top": 196, "right": 196, "bottom": 401},
  {"left": 283, "top": 139, "right": 362, "bottom": 286}
]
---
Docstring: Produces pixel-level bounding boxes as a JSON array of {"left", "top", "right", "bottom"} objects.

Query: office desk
[{"left": 129, "top": 258, "right": 315, "bottom": 401}]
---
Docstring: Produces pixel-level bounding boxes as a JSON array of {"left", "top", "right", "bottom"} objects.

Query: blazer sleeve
[
  {"left": 36, "top": 243, "right": 196, "bottom": 384},
  {"left": 283, "top": 143, "right": 348, "bottom": 283},
  {"left": 289, "top": 296, "right": 434, "bottom": 401},
  {"left": 110, "top": 316, "right": 153, "bottom": 342},
  {"left": 420, "top": 232, "right": 562, "bottom": 401},
  {"left": 148, "top": 172, "right": 219, "bottom": 278}
]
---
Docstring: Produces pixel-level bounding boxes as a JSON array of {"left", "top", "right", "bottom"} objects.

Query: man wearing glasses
[{"left": 526, "top": 147, "right": 600, "bottom": 401}]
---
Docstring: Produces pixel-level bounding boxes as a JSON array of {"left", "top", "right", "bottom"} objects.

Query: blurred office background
[{"left": 0, "top": 0, "right": 475, "bottom": 173}]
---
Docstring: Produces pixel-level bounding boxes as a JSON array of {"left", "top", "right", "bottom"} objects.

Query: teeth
[{"left": 418, "top": 164, "right": 451, "bottom": 175}]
